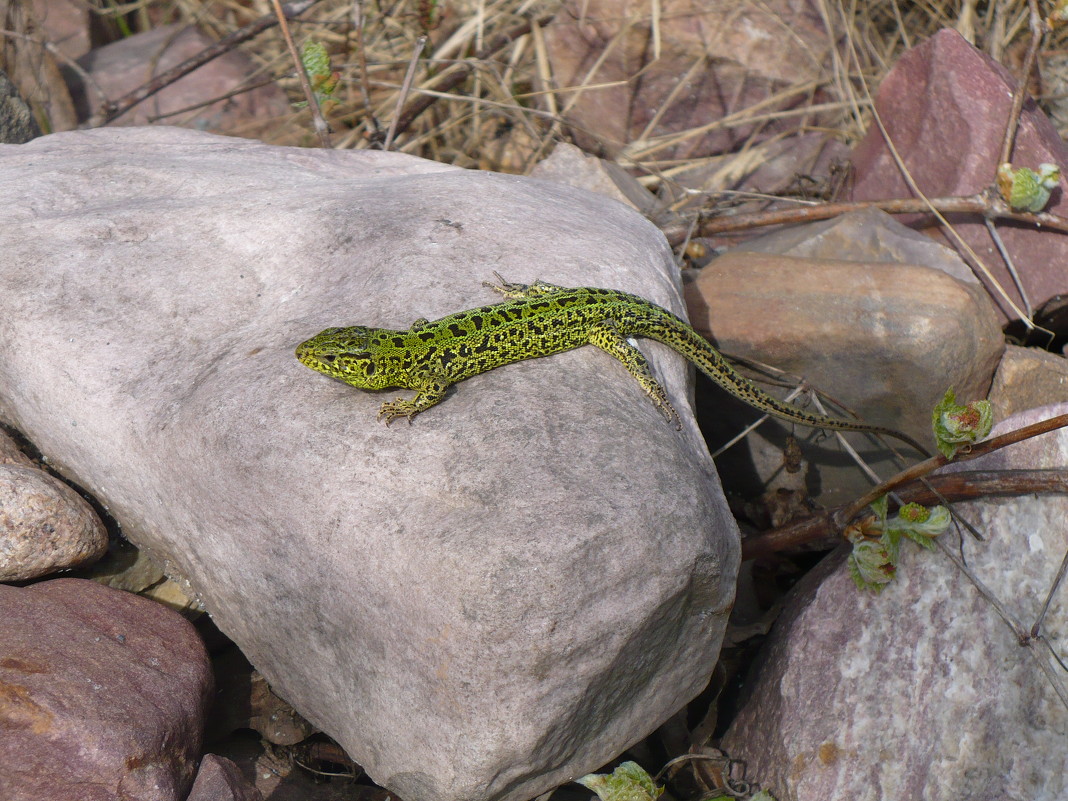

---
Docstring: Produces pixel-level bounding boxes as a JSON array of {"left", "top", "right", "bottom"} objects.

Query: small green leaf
[
  {"left": 932, "top": 388, "right": 993, "bottom": 459},
  {"left": 997, "top": 162, "right": 1061, "bottom": 213},
  {"left": 870, "top": 494, "right": 888, "bottom": 524},
  {"left": 890, "top": 503, "right": 950, "bottom": 550},
  {"left": 879, "top": 527, "right": 903, "bottom": 565},
  {"left": 576, "top": 762, "right": 663, "bottom": 801},
  {"left": 295, "top": 40, "right": 341, "bottom": 110},
  {"left": 301, "top": 40, "right": 331, "bottom": 80},
  {"left": 848, "top": 539, "right": 896, "bottom": 592}
]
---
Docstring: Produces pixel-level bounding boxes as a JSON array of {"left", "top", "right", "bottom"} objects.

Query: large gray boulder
[{"left": 0, "top": 128, "right": 739, "bottom": 801}]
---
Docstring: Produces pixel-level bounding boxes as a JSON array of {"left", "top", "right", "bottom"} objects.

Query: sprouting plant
[
  {"left": 996, "top": 162, "right": 1061, "bottom": 213},
  {"left": 932, "top": 387, "right": 993, "bottom": 459},
  {"left": 296, "top": 40, "right": 341, "bottom": 111},
  {"left": 576, "top": 762, "right": 663, "bottom": 801},
  {"left": 845, "top": 495, "right": 951, "bottom": 592}
]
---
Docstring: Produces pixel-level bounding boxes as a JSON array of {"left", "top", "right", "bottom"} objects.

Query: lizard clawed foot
[
  {"left": 657, "top": 401, "right": 682, "bottom": 431},
  {"left": 378, "top": 399, "right": 421, "bottom": 426}
]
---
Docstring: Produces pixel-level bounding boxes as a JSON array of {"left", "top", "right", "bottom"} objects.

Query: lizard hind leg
[
  {"left": 588, "top": 319, "right": 682, "bottom": 430},
  {"left": 483, "top": 272, "right": 568, "bottom": 299}
]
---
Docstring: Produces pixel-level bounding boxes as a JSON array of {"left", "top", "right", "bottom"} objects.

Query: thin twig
[
  {"left": 662, "top": 192, "right": 1068, "bottom": 246},
  {"left": 351, "top": 0, "right": 380, "bottom": 142},
  {"left": 839, "top": 414, "right": 1068, "bottom": 527},
  {"left": 741, "top": 414, "right": 1068, "bottom": 560},
  {"left": 984, "top": 217, "right": 1034, "bottom": 317},
  {"left": 0, "top": 28, "right": 108, "bottom": 110},
  {"left": 269, "top": 0, "right": 330, "bottom": 146},
  {"left": 384, "top": 34, "right": 427, "bottom": 151},
  {"left": 998, "top": 0, "right": 1046, "bottom": 166},
  {"left": 741, "top": 468, "right": 1068, "bottom": 561},
  {"left": 143, "top": 76, "right": 286, "bottom": 123},
  {"left": 390, "top": 13, "right": 556, "bottom": 140},
  {"left": 1032, "top": 548, "right": 1068, "bottom": 638}
]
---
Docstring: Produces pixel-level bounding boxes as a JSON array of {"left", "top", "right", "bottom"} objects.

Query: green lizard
[{"left": 295, "top": 275, "right": 929, "bottom": 455}]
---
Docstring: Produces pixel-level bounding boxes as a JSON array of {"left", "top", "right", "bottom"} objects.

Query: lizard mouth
[{"left": 294, "top": 340, "right": 327, "bottom": 367}]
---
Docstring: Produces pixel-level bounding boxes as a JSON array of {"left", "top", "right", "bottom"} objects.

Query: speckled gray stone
[{"left": 0, "top": 464, "right": 107, "bottom": 581}]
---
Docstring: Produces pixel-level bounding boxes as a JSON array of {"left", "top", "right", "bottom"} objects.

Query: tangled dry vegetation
[{"left": 147, "top": 0, "right": 1068, "bottom": 185}]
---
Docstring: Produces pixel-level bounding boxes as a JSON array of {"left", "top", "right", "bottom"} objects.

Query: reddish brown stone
[
  {"left": 543, "top": 0, "right": 834, "bottom": 160},
  {"left": 0, "top": 579, "right": 212, "bottom": 801},
  {"left": 849, "top": 28, "right": 1068, "bottom": 322}
]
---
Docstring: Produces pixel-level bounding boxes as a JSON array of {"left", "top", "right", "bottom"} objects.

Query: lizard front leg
[
  {"left": 377, "top": 372, "right": 451, "bottom": 425},
  {"left": 587, "top": 319, "right": 682, "bottom": 430}
]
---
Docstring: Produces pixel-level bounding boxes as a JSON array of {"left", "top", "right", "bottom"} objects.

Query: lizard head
[{"left": 295, "top": 326, "right": 395, "bottom": 390}]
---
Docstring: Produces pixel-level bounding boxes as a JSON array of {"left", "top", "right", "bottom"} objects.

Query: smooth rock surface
[
  {"left": 987, "top": 345, "right": 1068, "bottom": 419},
  {"left": 0, "top": 463, "right": 108, "bottom": 581},
  {"left": 0, "top": 127, "right": 739, "bottom": 801},
  {"left": 720, "top": 406, "right": 1068, "bottom": 800},
  {"left": 186, "top": 755, "right": 263, "bottom": 801},
  {"left": 683, "top": 251, "right": 1003, "bottom": 506},
  {"left": 0, "top": 578, "right": 212, "bottom": 800},
  {"left": 731, "top": 206, "right": 977, "bottom": 285},
  {"left": 849, "top": 28, "right": 1068, "bottom": 322}
]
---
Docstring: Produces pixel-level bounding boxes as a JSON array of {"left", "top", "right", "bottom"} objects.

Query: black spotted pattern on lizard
[{"left": 295, "top": 275, "right": 929, "bottom": 455}]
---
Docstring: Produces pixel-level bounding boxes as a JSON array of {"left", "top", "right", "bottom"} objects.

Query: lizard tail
[{"left": 631, "top": 306, "right": 931, "bottom": 457}]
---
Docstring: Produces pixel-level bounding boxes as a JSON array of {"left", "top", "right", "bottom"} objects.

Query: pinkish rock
[
  {"left": 0, "top": 578, "right": 212, "bottom": 800},
  {"left": 31, "top": 0, "right": 92, "bottom": 61},
  {"left": 849, "top": 28, "right": 1068, "bottom": 322},
  {"left": 0, "top": 464, "right": 108, "bottom": 581},
  {"left": 720, "top": 400, "right": 1068, "bottom": 800},
  {"left": 0, "top": 428, "right": 35, "bottom": 467},
  {"left": 186, "top": 755, "right": 262, "bottom": 801},
  {"left": 66, "top": 25, "right": 290, "bottom": 136},
  {"left": 543, "top": 0, "right": 833, "bottom": 160},
  {"left": 987, "top": 344, "right": 1068, "bottom": 420}
]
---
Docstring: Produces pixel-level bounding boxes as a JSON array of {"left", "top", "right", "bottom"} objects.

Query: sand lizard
[{"left": 295, "top": 275, "right": 928, "bottom": 455}]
